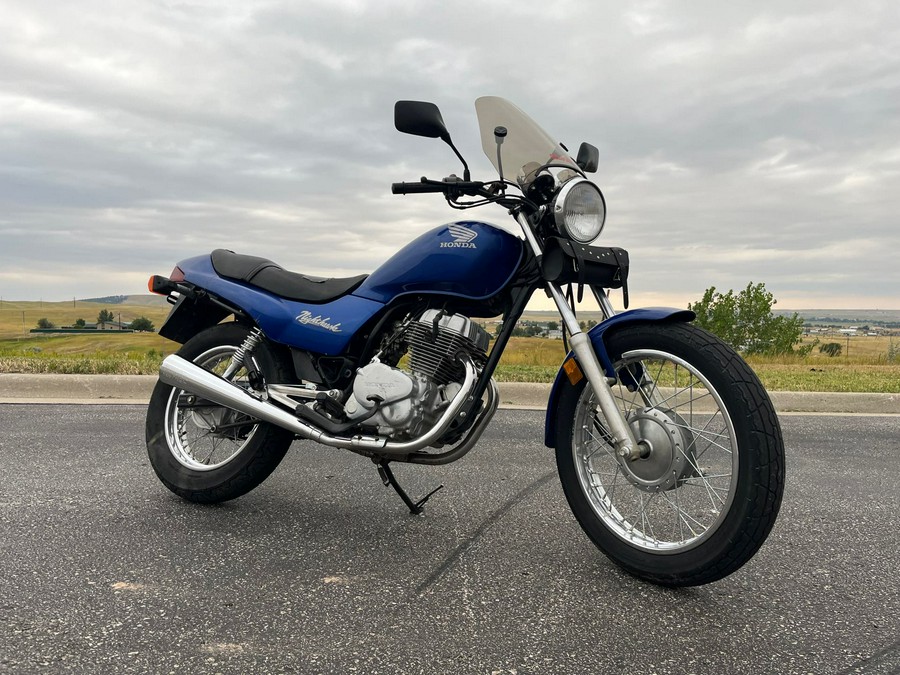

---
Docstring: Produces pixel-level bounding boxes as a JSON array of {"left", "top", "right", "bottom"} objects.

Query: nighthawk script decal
[
  {"left": 296, "top": 311, "right": 342, "bottom": 333},
  {"left": 440, "top": 223, "right": 478, "bottom": 249}
]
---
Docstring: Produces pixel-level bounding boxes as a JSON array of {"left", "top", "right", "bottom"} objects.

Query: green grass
[{"left": 2, "top": 321, "right": 899, "bottom": 392}]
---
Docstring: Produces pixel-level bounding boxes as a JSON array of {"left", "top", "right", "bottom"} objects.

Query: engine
[{"left": 343, "top": 310, "right": 490, "bottom": 438}]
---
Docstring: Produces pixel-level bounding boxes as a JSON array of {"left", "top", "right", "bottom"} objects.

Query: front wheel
[{"left": 555, "top": 322, "right": 784, "bottom": 586}]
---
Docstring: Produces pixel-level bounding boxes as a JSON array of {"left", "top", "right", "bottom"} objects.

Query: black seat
[{"left": 210, "top": 249, "right": 368, "bottom": 304}]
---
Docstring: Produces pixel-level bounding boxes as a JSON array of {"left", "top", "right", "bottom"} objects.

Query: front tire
[
  {"left": 555, "top": 322, "right": 784, "bottom": 586},
  {"left": 146, "top": 323, "right": 294, "bottom": 504}
]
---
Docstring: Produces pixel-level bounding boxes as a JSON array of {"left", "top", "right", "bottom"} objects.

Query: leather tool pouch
[{"left": 541, "top": 238, "right": 630, "bottom": 307}]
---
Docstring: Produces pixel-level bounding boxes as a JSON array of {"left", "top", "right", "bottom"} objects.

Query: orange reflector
[
  {"left": 147, "top": 276, "right": 156, "bottom": 293},
  {"left": 563, "top": 358, "right": 584, "bottom": 386}
]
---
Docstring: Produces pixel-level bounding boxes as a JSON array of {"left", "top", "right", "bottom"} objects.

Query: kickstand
[{"left": 376, "top": 460, "right": 443, "bottom": 515}]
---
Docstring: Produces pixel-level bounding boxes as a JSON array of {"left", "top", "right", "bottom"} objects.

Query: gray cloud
[{"left": 0, "top": 0, "right": 897, "bottom": 309}]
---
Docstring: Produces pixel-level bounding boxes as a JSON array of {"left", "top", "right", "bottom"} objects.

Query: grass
[
  {"left": 2, "top": 303, "right": 898, "bottom": 392},
  {"left": 493, "top": 336, "right": 900, "bottom": 392}
]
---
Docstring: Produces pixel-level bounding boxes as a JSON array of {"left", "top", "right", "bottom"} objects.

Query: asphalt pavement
[
  {"left": 0, "top": 404, "right": 898, "bottom": 674},
  {"left": 1, "top": 374, "right": 899, "bottom": 414}
]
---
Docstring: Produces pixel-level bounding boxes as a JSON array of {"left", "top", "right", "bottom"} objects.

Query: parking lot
[{"left": 1, "top": 405, "right": 898, "bottom": 674}]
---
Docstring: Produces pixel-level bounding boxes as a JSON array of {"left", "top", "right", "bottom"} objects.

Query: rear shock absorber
[{"left": 224, "top": 327, "right": 264, "bottom": 382}]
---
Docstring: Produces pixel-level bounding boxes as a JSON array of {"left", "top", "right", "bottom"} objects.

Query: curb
[{"left": 0, "top": 374, "right": 898, "bottom": 414}]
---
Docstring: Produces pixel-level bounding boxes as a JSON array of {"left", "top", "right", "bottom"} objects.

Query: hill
[{"left": 774, "top": 309, "right": 900, "bottom": 328}]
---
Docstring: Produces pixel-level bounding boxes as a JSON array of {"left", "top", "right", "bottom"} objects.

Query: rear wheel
[
  {"left": 146, "top": 323, "right": 294, "bottom": 503},
  {"left": 555, "top": 322, "right": 784, "bottom": 586}
]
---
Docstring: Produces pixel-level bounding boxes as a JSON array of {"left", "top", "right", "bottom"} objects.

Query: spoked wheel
[
  {"left": 163, "top": 346, "right": 261, "bottom": 471},
  {"left": 146, "top": 323, "right": 294, "bottom": 503},
  {"left": 555, "top": 322, "right": 784, "bottom": 586}
]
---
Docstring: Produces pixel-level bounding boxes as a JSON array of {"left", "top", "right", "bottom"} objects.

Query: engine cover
[
  {"left": 342, "top": 311, "right": 490, "bottom": 438},
  {"left": 343, "top": 361, "right": 427, "bottom": 434}
]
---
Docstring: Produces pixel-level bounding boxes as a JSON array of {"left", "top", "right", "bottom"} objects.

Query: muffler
[
  {"left": 159, "top": 354, "right": 326, "bottom": 441},
  {"left": 157, "top": 354, "right": 478, "bottom": 457}
]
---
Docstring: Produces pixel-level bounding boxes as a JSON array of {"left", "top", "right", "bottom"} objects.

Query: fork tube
[
  {"left": 549, "top": 281, "right": 638, "bottom": 459},
  {"left": 513, "top": 211, "right": 638, "bottom": 460},
  {"left": 592, "top": 287, "right": 617, "bottom": 320}
]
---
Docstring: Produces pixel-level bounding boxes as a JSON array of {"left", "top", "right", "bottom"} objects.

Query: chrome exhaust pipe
[
  {"left": 157, "top": 353, "right": 478, "bottom": 457},
  {"left": 159, "top": 354, "right": 325, "bottom": 441}
]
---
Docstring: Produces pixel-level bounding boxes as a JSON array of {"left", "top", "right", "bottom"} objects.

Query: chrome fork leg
[{"left": 546, "top": 281, "right": 638, "bottom": 460}]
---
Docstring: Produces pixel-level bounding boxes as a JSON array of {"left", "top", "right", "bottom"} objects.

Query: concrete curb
[{"left": 0, "top": 374, "right": 898, "bottom": 414}]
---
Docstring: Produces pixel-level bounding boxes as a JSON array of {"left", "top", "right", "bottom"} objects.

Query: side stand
[{"left": 376, "top": 460, "right": 443, "bottom": 515}]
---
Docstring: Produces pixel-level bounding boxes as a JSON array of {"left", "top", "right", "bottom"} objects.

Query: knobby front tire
[{"left": 555, "top": 322, "right": 785, "bottom": 586}]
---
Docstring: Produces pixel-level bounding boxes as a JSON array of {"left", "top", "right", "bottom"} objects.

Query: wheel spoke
[
  {"left": 570, "top": 345, "right": 738, "bottom": 553},
  {"left": 165, "top": 348, "right": 260, "bottom": 472}
]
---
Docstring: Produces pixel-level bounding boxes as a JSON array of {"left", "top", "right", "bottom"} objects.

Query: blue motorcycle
[{"left": 146, "top": 97, "right": 784, "bottom": 586}]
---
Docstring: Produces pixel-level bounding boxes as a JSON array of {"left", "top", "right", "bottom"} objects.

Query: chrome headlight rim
[{"left": 552, "top": 177, "right": 606, "bottom": 244}]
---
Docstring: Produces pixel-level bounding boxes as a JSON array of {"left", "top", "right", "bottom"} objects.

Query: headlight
[{"left": 552, "top": 178, "right": 606, "bottom": 243}]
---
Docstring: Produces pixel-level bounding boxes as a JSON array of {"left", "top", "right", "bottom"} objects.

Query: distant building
[{"left": 96, "top": 320, "right": 130, "bottom": 331}]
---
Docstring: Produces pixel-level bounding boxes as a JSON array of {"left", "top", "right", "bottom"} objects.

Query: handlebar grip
[{"left": 391, "top": 181, "right": 446, "bottom": 195}]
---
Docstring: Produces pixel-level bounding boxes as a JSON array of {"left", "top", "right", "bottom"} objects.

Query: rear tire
[
  {"left": 555, "top": 322, "right": 784, "bottom": 586},
  {"left": 146, "top": 323, "right": 294, "bottom": 503}
]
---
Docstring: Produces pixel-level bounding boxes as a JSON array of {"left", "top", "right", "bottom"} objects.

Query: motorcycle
[{"left": 146, "top": 97, "right": 785, "bottom": 586}]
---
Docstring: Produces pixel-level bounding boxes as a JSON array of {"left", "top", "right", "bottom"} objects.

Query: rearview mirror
[
  {"left": 576, "top": 142, "right": 599, "bottom": 173},
  {"left": 394, "top": 101, "right": 450, "bottom": 142}
]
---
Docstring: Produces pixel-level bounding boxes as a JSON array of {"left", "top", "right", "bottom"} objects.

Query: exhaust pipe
[
  {"left": 157, "top": 354, "right": 477, "bottom": 456},
  {"left": 159, "top": 354, "right": 326, "bottom": 441}
]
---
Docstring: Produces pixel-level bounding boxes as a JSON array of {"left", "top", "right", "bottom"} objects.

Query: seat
[{"left": 210, "top": 249, "right": 368, "bottom": 304}]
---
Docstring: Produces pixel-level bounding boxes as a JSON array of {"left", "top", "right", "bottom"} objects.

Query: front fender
[{"left": 543, "top": 307, "right": 695, "bottom": 447}]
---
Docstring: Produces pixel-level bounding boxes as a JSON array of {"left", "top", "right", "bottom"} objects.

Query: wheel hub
[{"left": 620, "top": 407, "right": 695, "bottom": 492}]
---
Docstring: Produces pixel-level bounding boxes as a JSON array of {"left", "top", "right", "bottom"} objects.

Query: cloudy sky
[{"left": 1, "top": 0, "right": 898, "bottom": 310}]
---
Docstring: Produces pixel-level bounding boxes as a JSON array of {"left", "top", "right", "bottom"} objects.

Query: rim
[
  {"left": 164, "top": 345, "right": 261, "bottom": 471},
  {"left": 571, "top": 349, "right": 738, "bottom": 553}
]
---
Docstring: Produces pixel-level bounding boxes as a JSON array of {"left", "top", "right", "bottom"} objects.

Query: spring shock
[{"left": 224, "top": 327, "right": 264, "bottom": 380}]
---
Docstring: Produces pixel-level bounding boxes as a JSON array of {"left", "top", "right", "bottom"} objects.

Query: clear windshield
[{"left": 475, "top": 96, "right": 579, "bottom": 187}]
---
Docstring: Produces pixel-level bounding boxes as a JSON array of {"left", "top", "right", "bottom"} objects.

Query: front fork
[{"left": 514, "top": 211, "right": 640, "bottom": 461}]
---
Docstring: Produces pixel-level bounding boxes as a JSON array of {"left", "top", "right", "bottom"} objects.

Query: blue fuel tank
[{"left": 353, "top": 221, "right": 523, "bottom": 303}]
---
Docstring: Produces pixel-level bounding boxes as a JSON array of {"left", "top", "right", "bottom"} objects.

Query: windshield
[{"left": 475, "top": 96, "right": 579, "bottom": 187}]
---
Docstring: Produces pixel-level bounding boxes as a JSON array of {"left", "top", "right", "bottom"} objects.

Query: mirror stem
[{"left": 442, "top": 134, "right": 470, "bottom": 181}]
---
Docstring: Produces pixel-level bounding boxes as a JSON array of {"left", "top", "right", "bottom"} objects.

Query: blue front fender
[{"left": 543, "top": 307, "right": 695, "bottom": 447}]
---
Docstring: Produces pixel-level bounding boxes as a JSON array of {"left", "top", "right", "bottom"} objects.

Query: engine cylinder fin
[{"left": 407, "top": 310, "right": 489, "bottom": 385}]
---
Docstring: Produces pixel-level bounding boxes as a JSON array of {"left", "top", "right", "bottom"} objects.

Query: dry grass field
[
  {"left": 0, "top": 299, "right": 176, "bottom": 374},
  {"left": 1, "top": 300, "right": 898, "bottom": 391}
]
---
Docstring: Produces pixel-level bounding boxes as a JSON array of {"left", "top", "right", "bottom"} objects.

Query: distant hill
[
  {"left": 78, "top": 294, "right": 168, "bottom": 307},
  {"left": 774, "top": 309, "right": 900, "bottom": 327},
  {"left": 78, "top": 295, "right": 130, "bottom": 304},
  {"left": 121, "top": 294, "right": 170, "bottom": 307}
]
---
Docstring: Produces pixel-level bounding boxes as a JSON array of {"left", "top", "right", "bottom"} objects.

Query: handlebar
[
  {"left": 391, "top": 181, "right": 447, "bottom": 195},
  {"left": 392, "top": 177, "right": 487, "bottom": 196}
]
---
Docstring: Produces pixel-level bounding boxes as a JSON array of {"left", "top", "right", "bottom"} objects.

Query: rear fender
[
  {"left": 158, "top": 292, "right": 234, "bottom": 344},
  {"left": 543, "top": 308, "right": 695, "bottom": 447}
]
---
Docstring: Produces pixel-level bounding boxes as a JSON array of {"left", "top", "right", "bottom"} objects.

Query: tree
[
  {"left": 688, "top": 282, "right": 806, "bottom": 355},
  {"left": 820, "top": 342, "right": 842, "bottom": 357},
  {"left": 36, "top": 317, "right": 54, "bottom": 329},
  {"left": 130, "top": 316, "right": 155, "bottom": 332},
  {"left": 73, "top": 318, "right": 86, "bottom": 328},
  {"left": 97, "top": 309, "right": 115, "bottom": 324},
  {"left": 547, "top": 321, "right": 559, "bottom": 332}
]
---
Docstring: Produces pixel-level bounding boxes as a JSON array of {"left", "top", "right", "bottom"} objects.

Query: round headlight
[{"left": 553, "top": 178, "right": 606, "bottom": 243}]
